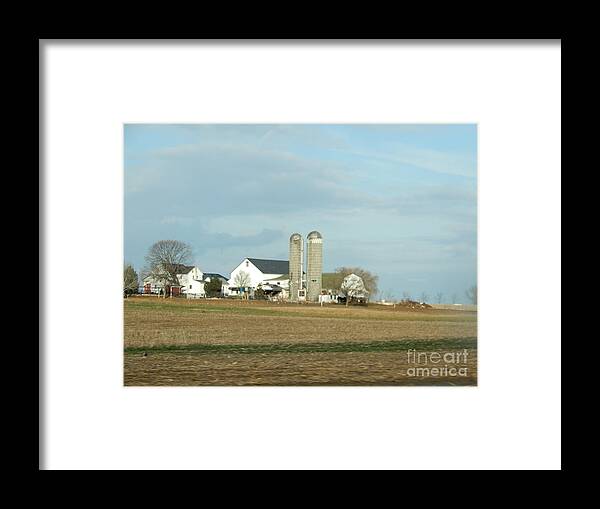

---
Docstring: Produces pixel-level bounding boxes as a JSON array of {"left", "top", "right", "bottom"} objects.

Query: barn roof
[
  {"left": 203, "top": 272, "right": 227, "bottom": 281},
  {"left": 247, "top": 258, "right": 289, "bottom": 275},
  {"left": 265, "top": 274, "right": 290, "bottom": 281}
]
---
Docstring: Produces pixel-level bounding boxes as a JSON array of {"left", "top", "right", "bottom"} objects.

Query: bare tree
[
  {"left": 234, "top": 270, "right": 252, "bottom": 299},
  {"left": 465, "top": 285, "right": 478, "bottom": 305},
  {"left": 334, "top": 266, "right": 379, "bottom": 297},
  {"left": 144, "top": 240, "right": 193, "bottom": 298},
  {"left": 420, "top": 292, "right": 429, "bottom": 303},
  {"left": 451, "top": 293, "right": 458, "bottom": 304},
  {"left": 402, "top": 291, "right": 412, "bottom": 302},
  {"left": 435, "top": 292, "right": 443, "bottom": 304},
  {"left": 123, "top": 263, "right": 139, "bottom": 297}
]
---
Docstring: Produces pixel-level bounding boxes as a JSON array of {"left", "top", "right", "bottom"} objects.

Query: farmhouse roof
[
  {"left": 170, "top": 263, "right": 196, "bottom": 274},
  {"left": 247, "top": 258, "right": 289, "bottom": 275}
]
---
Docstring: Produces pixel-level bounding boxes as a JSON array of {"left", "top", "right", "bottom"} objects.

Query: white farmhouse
[
  {"left": 178, "top": 266, "right": 206, "bottom": 297},
  {"left": 224, "top": 258, "right": 290, "bottom": 299},
  {"left": 143, "top": 264, "right": 206, "bottom": 297}
]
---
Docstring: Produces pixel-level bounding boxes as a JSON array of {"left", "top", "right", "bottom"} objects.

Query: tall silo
[
  {"left": 289, "top": 233, "right": 303, "bottom": 302},
  {"left": 306, "top": 231, "right": 323, "bottom": 302}
]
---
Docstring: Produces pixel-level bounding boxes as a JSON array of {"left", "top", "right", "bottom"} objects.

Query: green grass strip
[{"left": 125, "top": 337, "right": 477, "bottom": 355}]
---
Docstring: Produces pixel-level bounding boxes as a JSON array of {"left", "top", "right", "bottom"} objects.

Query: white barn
[{"left": 224, "top": 258, "right": 290, "bottom": 299}]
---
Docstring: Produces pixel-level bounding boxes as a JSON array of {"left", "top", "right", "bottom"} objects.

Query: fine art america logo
[{"left": 406, "top": 349, "right": 470, "bottom": 378}]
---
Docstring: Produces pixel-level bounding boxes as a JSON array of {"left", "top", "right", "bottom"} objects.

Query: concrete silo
[
  {"left": 306, "top": 231, "right": 323, "bottom": 302},
  {"left": 289, "top": 233, "right": 303, "bottom": 302}
]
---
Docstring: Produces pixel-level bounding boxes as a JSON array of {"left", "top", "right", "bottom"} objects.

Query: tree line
[{"left": 381, "top": 286, "right": 477, "bottom": 305}]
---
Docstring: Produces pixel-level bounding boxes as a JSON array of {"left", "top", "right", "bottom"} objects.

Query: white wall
[
  {"left": 228, "top": 259, "right": 265, "bottom": 289},
  {"left": 179, "top": 267, "right": 205, "bottom": 296},
  {"left": 264, "top": 278, "right": 289, "bottom": 290},
  {"left": 143, "top": 267, "right": 205, "bottom": 295},
  {"left": 226, "top": 259, "right": 290, "bottom": 297}
]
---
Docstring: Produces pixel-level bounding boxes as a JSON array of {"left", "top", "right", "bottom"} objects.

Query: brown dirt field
[
  {"left": 124, "top": 298, "right": 476, "bottom": 348},
  {"left": 124, "top": 297, "right": 477, "bottom": 386},
  {"left": 124, "top": 350, "right": 477, "bottom": 386}
]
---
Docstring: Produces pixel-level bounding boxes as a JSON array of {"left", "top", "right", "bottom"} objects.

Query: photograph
[{"left": 123, "top": 124, "right": 478, "bottom": 386}]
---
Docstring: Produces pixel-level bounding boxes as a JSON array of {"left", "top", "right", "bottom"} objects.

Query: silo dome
[
  {"left": 307, "top": 230, "right": 322, "bottom": 239},
  {"left": 290, "top": 233, "right": 302, "bottom": 242}
]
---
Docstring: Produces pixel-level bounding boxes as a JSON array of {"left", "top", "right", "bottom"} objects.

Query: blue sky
[{"left": 124, "top": 124, "right": 477, "bottom": 302}]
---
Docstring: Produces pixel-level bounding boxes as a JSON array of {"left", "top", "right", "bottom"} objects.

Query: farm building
[
  {"left": 306, "top": 231, "right": 323, "bottom": 302},
  {"left": 318, "top": 272, "right": 343, "bottom": 303},
  {"left": 288, "top": 231, "right": 324, "bottom": 302},
  {"left": 320, "top": 272, "right": 370, "bottom": 304},
  {"left": 143, "top": 265, "right": 226, "bottom": 298},
  {"left": 143, "top": 264, "right": 204, "bottom": 297},
  {"left": 224, "top": 258, "right": 291, "bottom": 299}
]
